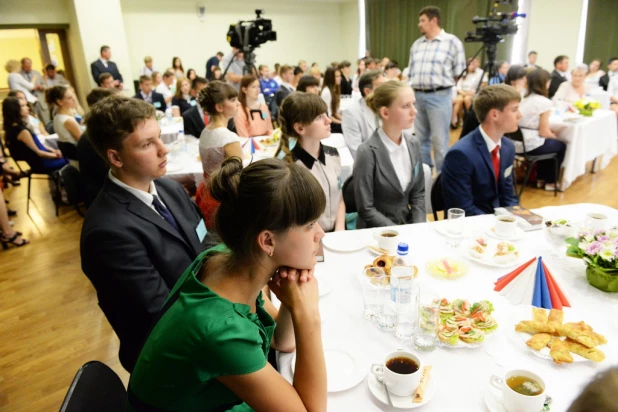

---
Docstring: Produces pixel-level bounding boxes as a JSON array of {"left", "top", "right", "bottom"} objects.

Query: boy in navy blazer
[
  {"left": 441, "top": 84, "right": 521, "bottom": 216},
  {"left": 133, "top": 75, "right": 167, "bottom": 112}
]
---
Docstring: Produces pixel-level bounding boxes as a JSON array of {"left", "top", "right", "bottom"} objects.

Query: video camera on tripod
[{"left": 226, "top": 9, "right": 277, "bottom": 75}]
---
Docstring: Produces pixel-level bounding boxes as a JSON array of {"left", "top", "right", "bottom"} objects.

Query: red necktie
[
  {"left": 203, "top": 114, "right": 210, "bottom": 126},
  {"left": 491, "top": 146, "right": 500, "bottom": 181}
]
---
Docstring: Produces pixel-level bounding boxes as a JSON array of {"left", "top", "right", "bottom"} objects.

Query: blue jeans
[{"left": 413, "top": 88, "right": 453, "bottom": 171}]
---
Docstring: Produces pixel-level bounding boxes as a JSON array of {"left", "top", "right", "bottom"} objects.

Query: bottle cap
[{"left": 397, "top": 242, "right": 409, "bottom": 255}]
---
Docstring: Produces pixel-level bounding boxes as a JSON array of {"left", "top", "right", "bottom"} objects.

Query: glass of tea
[
  {"left": 490, "top": 369, "right": 545, "bottom": 412},
  {"left": 372, "top": 350, "right": 423, "bottom": 396}
]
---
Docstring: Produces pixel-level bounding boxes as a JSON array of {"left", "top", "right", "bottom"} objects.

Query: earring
[{"left": 269, "top": 249, "right": 274, "bottom": 257}]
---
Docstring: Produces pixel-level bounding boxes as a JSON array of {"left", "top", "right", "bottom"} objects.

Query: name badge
[
  {"left": 504, "top": 165, "right": 513, "bottom": 178},
  {"left": 413, "top": 162, "right": 420, "bottom": 177},
  {"left": 195, "top": 218, "right": 207, "bottom": 242},
  {"left": 154, "top": 101, "right": 162, "bottom": 108},
  {"left": 190, "top": 100, "right": 197, "bottom": 106}
]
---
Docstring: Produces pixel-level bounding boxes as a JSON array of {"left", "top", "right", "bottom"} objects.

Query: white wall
[
  {"left": 526, "top": 0, "right": 584, "bottom": 69},
  {"left": 120, "top": 0, "right": 357, "bottom": 78},
  {"left": 0, "top": 0, "right": 69, "bottom": 25}
]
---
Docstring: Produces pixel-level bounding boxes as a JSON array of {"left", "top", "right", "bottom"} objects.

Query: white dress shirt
[
  {"left": 608, "top": 75, "right": 618, "bottom": 98},
  {"left": 377, "top": 128, "right": 412, "bottom": 191},
  {"left": 107, "top": 170, "right": 169, "bottom": 216},
  {"left": 479, "top": 125, "right": 500, "bottom": 158},
  {"left": 155, "top": 83, "right": 173, "bottom": 100},
  {"left": 100, "top": 58, "right": 109, "bottom": 68},
  {"left": 280, "top": 81, "right": 295, "bottom": 92}
]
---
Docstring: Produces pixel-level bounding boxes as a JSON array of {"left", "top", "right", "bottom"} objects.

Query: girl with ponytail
[
  {"left": 129, "top": 157, "right": 328, "bottom": 411},
  {"left": 46, "top": 85, "right": 84, "bottom": 146},
  {"left": 276, "top": 92, "right": 346, "bottom": 232}
]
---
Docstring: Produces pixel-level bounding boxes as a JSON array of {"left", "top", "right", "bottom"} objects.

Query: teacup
[
  {"left": 490, "top": 370, "right": 545, "bottom": 412},
  {"left": 495, "top": 215, "right": 518, "bottom": 238},
  {"left": 372, "top": 350, "right": 422, "bottom": 396},
  {"left": 585, "top": 213, "right": 608, "bottom": 232},
  {"left": 373, "top": 230, "right": 399, "bottom": 253}
]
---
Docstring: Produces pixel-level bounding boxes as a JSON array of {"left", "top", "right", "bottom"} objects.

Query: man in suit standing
[
  {"left": 81, "top": 96, "right": 216, "bottom": 372},
  {"left": 599, "top": 57, "right": 618, "bottom": 92},
  {"left": 441, "top": 85, "right": 521, "bottom": 216},
  {"left": 275, "top": 65, "right": 295, "bottom": 107},
  {"left": 20, "top": 57, "right": 48, "bottom": 123},
  {"left": 133, "top": 75, "right": 166, "bottom": 112},
  {"left": 182, "top": 77, "right": 209, "bottom": 138},
  {"left": 548, "top": 55, "right": 569, "bottom": 99},
  {"left": 341, "top": 70, "right": 384, "bottom": 158},
  {"left": 90, "top": 45, "right": 124, "bottom": 89}
]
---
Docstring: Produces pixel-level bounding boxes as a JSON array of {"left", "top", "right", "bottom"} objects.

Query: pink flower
[
  {"left": 597, "top": 235, "right": 610, "bottom": 242},
  {"left": 587, "top": 242, "right": 602, "bottom": 255}
]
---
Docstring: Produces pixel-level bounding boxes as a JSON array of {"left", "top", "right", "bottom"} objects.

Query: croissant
[
  {"left": 526, "top": 333, "right": 553, "bottom": 351},
  {"left": 515, "top": 321, "right": 555, "bottom": 334},
  {"left": 564, "top": 339, "right": 605, "bottom": 362},
  {"left": 532, "top": 307, "right": 548, "bottom": 323},
  {"left": 550, "top": 338, "right": 573, "bottom": 364}
]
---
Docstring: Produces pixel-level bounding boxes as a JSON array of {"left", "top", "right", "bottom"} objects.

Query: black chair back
[
  {"left": 58, "top": 141, "right": 79, "bottom": 161},
  {"left": 504, "top": 128, "right": 524, "bottom": 142},
  {"left": 430, "top": 173, "right": 444, "bottom": 221},
  {"left": 342, "top": 175, "right": 356, "bottom": 213},
  {"left": 59, "top": 361, "right": 126, "bottom": 412},
  {"left": 59, "top": 164, "right": 82, "bottom": 209},
  {"left": 45, "top": 121, "right": 55, "bottom": 135},
  {"left": 459, "top": 107, "right": 480, "bottom": 139}
]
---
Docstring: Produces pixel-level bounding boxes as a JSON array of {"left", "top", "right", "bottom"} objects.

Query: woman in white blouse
[
  {"left": 320, "top": 67, "right": 343, "bottom": 133},
  {"left": 552, "top": 66, "right": 587, "bottom": 104},
  {"left": 584, "top": 59, "right": 605, "bottom": 91},
  {"left": 451, "top": 58, "right": 485, "bottom": 128},
  {"left": 46, "top": 86, "right": 84, "bottom": 146},
  {"left": 5, "top": 59, "right": 38, "bottom": 104},
  {"left": 518, "top": 69, "right": 567, "bottom": 191}
]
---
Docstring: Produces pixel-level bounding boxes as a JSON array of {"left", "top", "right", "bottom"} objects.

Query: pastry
[
  {"left": 515, "top": 321, "right": 555, "bottom": 334},
  {"left": 458, "top": 326, "right": 485, "bottom": 344},
  {"left": 372, "top": 255, "right": 393, "bottom": 275},
  {"left": 563, "top": 339, "right": 605, "bottom": 362},
  {"left": 549, "top": 338, "right": 573, "bottom": 364},
  {"left": 548, "top": 309, "right": 564, "bottom": 324},
  {"left": 556, "top": 324, "right": 599, "bottom": 348},
  {"left": 494, "top": 241, "right": 519, "bottom": 264},
  {"left": 565, "top": 322, "right": 607, "bottom": 344},
  {"left": 532, "top": 307, "right": 548, "bottom": 323},
  {"left": 526, "top": 333, "right": 553, "bottom": 351},
  {"left": 452, "top": 299, "right": 471, "bottom": 316},
  {"left": 438, "top": 325, "right": 460, "bottom": 345}
]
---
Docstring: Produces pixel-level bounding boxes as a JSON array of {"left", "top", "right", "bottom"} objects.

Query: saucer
[
  {"left": 485, "top": 384, "right": 551, "bottom": 412},
  {"left": 367, "top": 370, "right": 435, "bottom": 409},
  {"left": 486, "top": 227, "right": 525, "bottom": 241},
  {"left": 369, "top": 240, "right": 396, "bottom": 256}
]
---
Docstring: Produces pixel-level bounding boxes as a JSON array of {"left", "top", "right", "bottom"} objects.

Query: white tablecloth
[
  {"left": 277, "top": 203, "right": 618, "bottom": 412},
  {"left": 550, "top": 110, "right": 618, "bottom": 189}
]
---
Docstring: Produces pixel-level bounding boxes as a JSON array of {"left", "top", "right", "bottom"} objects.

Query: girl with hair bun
[
  {"left": 46, "top": 85, "right": 84, "bottom": 146},
  {"left": 354, "top": 81, "right": 426, "bottom": 228},
  {"left": 129, "top": 157, "right": 327, "bottom": 411},
  {"left": 275, "top": 92, "right": 345, "bottom": 232}
]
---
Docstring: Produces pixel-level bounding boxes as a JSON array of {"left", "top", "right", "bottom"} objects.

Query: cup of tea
[
  {"left": 373, "top": 230, "right": 400, "bottom": 253},
  {"left": 490, "top": 370, "right": 545, "bottom": 412},
  {"left": 495, "top": 215, "right": 518, "bottom": 238},
  {"left": 585, "top": 213, "right": 608, "bottom": 232},
  {"left": 372, "top": 350, "right": 422, "bottom": 396}
]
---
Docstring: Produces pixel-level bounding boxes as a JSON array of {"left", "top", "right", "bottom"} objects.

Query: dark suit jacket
[
  {"left": 91, "top": 59, "right": 123, "bottom": 85},
  {"left": 442, "top": 127, "right": 519, "bottom": 216},
  {"left": 354, "top": 130, "right": 426, "bottom": 228},
  {"left": 599, "top": 73, "right": 610, "bottom": 91},
  {"left": 80, "top": 177, "right": 216, "bottom": 372},
  {"left": 548, "top": 70, "right": 567, "bottom": 99},
  {"left": 275, "top": 85, "right": 294, "bottom": 107},
  {"left": 171, "top": 96, "right": 195, "bottom": 114},
  {"left": 182, "top": 105, "right": 205, "bottom": 138},
  {"left": 77, "top": 131, "right": 108, "bottom": 208},
  {"left": 133, "top": 91, "right": 167, "bottom": 112}
]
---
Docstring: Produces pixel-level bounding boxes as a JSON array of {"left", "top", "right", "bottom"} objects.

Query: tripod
[{"left": 457, "top": 41, "right": 501, "bottom": 94}]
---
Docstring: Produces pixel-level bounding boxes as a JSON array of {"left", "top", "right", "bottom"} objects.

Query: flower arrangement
[
  {"left": 573, "top": 99, "right": 601, "bottom": 117},
  {"left": 566, "top": 228, "right": 618, "bottom": 292}
]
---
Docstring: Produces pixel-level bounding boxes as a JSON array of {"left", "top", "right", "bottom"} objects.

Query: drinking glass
[
  {"left": 414, "top": 293, "right": 440, "bottom": 351},
  {"left": 543, "top": 218, "right": 576, "bottom": 259},
  {"left": 377, "top": 275, "right": 397, "bottom": 332},
  {"left": 361, "top": 268, "right": 385, "bottom": 321},
  {"left": 394, "top": 273, "right": 420, "bottom": 340},
  {"left": 446, "top": 208, "right": 465, "bottom": 248}
]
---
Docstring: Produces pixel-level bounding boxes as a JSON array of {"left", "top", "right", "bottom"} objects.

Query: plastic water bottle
[{"left": 177, "top": 129, "right": 186, "bottom": 153}]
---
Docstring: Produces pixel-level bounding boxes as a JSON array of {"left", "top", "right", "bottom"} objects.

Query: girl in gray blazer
[{"left": 354, "top": 81, "right": 426, "bottom": 228}]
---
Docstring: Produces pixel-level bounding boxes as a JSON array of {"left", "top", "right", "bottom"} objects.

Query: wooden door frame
[{"left": 37, "top": 29, "right": 78, "bottom": 97}]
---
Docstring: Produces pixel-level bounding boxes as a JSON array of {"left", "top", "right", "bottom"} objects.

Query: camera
[
  {"left": 464, "top": 0, "right": 525, "bottom": 45},
  {"left": 227, "top": 9, "right": 277, "bottom": 51}
]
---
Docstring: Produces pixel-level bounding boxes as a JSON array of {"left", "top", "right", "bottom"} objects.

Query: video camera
[
  {"left": 464, "top": 0, "right": 525, "bottom": 44},
  {"left": 227, "top": 9, "right": 277, "bottom": 52}
]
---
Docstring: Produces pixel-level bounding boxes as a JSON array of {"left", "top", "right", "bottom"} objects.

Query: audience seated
[
  {"left": 549, "top": 55, "right": 570, "bottom": 99},
  {"left": 442, "top": 85, "right": 520, "bottom": 216},
  {"left": 133, "top": 75, "right": 167, "bottom": 112},
  {"left": 211, "top": 67, "right": 223, "bottom": 81},
  {"left": 599, "top": 57, "right": 618, "bottom": 91},
  {"left": 275, "top": 65, "right": 295, "bottom": 107},
  {"left": 80, "top": 95, "right": 215, "bottom": 372},
  {"left": 8, "top": 91, "right": 49, "bottom": 137},
  {"left": 296, "top": 76, "right": 320, "bottom": 94},
  {"left": 90, "top": 45, "right": 123, "bottom": 89},
  {"left": 339, "top": 60, "right": 353, "bottom": 95},
  {"left": 353, "top": 59, "right": 367, "bottom": 89},
  {"left": 171, "top": 57, "right": 184, "bottom": 78},
  {"left": 128, "top": 157, "right": 326, "bottom": 411},
  {"left": 2, "top": 97, "right": 67, "bottom": 173},
  {"left": 5, "top": 59, "right": 39, "bottom": 107},
  {"left": 366, "top": 58, "right": 378, "bottom": 70},
  {"left": 151, "top": 71, "right": 162, "bottom": 89},
  {"left": 140, "top": 56, "right": 156, "bottom": 76},
  {"left": 321, "top": 67, "right": 343, "bottom": 133},
  {"left": 98, "top": 72, "right": 115, "bottom": 89},
  {"left": 584, "top": 59, "right": 605, "bottom": 91},
  {"left": 567, "top": 367, "right": 618, "bottom": 412},
  {"left": 552, "top": 65, "right": 587, "bottom": 103},
  {"left": 489, "top": 61, "right": 510, "bottom": 85},
  {"left": 276, "top": 92, "right": 345, "bottom": 232},
  {"left": 186, "top": 69, "right": 197, "bottom": 81},
  {"left": 452, "top": 57, "right": 484, "bottom": 128},
  {"left": 78, "top": 88, "right": 116, "bottom": 208},
  {"left": 234, "top": 75, "right": 273, "bottom": 138},
  {"left": 155, "top": 71, "right": 175, "bottom": 104},
  {"left": 298, "top": 59, "right": 309, "bottom": 75},
  {"left": 342, "top": 70, "right": 384, "bottom": 158},
  {"left": 46, "top": 86, "right": 84, "bottom": 150},
  {"left": 205, "top": 51, "right": 223, "bottom": 79},
  {"left": 505, "top": 65, "right": 528, "bottom": 96},
  {"left": 170, "top": 77, "right": 195, "bottom": 114},
  {"left": 182, "top": 77, "right": 209, "bottom": 138},
  {"left": 42, "top": 64, "right": 67, "bottom": 88},
  {"left": 354, "top": 81, "right": 425, "bottom": 228},
  {"left": 196, "top": 81, "right": 244, "bottom": 229},
  {"left": 519, "top": 69, "right": 567, "bottom": 190},
  {"left": 258, "top": 64, "right": 279, "bottom": 116},
  {"left": 221, "top": 47, "right": 245, "bottom": 90},
  {"left": 309, "top": 66, "right": 322, "bottom": 86}
]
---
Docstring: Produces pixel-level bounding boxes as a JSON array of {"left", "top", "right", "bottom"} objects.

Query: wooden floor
[{"left": 1, "top": 130, "right": 617, "bottom": 411}]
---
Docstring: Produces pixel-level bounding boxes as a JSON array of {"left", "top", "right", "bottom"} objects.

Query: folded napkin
[
  {"left": 494, "top": 257, "right": 536, "bottom": 291},
  {"left": 542, "top": 261, "right": 571, "bottom": 308},
  {"left": 538, "top": 257, "right": 552, "bottom": 309}
]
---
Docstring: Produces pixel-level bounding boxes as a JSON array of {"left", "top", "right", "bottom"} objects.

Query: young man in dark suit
[
  {"left": 441, "top": 84, "right": 521, "bottom": 216},
  {"left": 275, "top": 65, "right": 295, "bottom": 107},
  {"left": 182, "top": 77, "right": 209, "bottom": 138},
  {"left": 81, "top": 96, "right": 216, "bottom": 372},
  {"left": 90, "top": 45, "right": 124, "bottom": 89},
  {"left": 133, "top": 75, "right": 166, "bottom": 112},
  {"left": 548, "top": 55, "right": 569, "bottom": 99},
  {"left": 599, "top": 57, "right": 618, "bottom": 91}
]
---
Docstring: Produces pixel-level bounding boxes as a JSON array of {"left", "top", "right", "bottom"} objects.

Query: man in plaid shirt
[{"left": 407, "top": 6, "right": 465, "bottom": 171}]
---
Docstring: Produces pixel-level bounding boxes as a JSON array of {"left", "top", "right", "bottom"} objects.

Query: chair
[
  {"left": 59, "top": 361, "right": 127, "bottom": 412},
  {"left": 11, "top": 158, "right": 60, "bottom": 216},
  {"left": 59, "top": 164, "right": 85, "bottom": 216},
  {"left": 430, "top": 173, "right": 444, "bottom": 221},
  {"left": 58, "top": 141, "right": 80, "bottom": 161},
  {"left": 504, "top": 128, "right": 558, "bottom": 198},
  {"left": 342, "top": 175, "right": 356, "bottom": 213},
  {"left": 459, "top": 107, "right": 479, "bottom": 139},
  {"left": 45, "top": 120, "right": 55, "bottom": 135}
]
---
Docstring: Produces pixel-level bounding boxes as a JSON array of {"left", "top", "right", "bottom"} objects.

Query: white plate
[
  {"left": 291, "top": 341, "right": 368, "bottom": 392},
  {"left": 484, "top": 384, "right": 551, "bottom": 412},
  {"left": 432, "top": 220, "right": 474, "bottom": 238},
  {"left": 486, "top": 226, "right": 525, "bottom": 241},
  {"left": 462, "top": 239, "right": 522, "bottom": 268},
  {"left": 509, "top": 305, "right": 607, "bottom": 363},
  {"left": 322, "top": 231, "right": 368, "bottom": 252},
  {"left": 368, "top": 369, "right": 435, "bottom": 409},
  {"left": 316, "top": 276, "right": 333, "bottom": 297}
]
